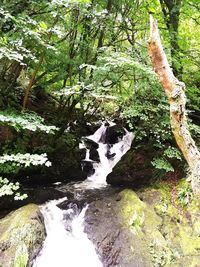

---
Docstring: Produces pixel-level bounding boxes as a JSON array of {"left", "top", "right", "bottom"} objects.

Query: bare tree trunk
[{"left": 148, "top": 15, "right": 200, "bottom": 196}]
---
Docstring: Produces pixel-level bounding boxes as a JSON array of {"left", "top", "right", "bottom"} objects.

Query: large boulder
[
  {"left": 0, "top": 204, "right": 46, "bottom": 267},
  {"left": 85, "top": 180, "right": 200, "bottom": 266},
  {"left": 107, "top": 146, "right": 154, "bottom": 186},
  {"left": 84, "top": 191, "right": 154, "bottom": 267}
]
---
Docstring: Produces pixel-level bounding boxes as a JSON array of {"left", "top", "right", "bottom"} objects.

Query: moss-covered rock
[
  {"left": 0, "top": 204, "right": 46, "bottom": 267},
  {"left": 85, "top": 190, "right": 154, "bottom": 267},
  {"left": 118, "top": 189, "right": 174, "bottom": 267},
  {"left": 122, "top": 180, "right": 200, "bottom": 266},
  {"left": 85, "top": 179, "right": 200, "bottom": 266}
]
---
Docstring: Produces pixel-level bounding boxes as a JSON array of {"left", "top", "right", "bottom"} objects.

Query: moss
[
  {"left": 0, "top": 204, "right": 46, "bottom": 267},
  {"left": 149, "top": 241, "right": 176, "bottom": 267},
  {"left": 13, "top": 244, "right": 29, "bottom": 267},
  {"left": 118, "top": 180, "right": 200, "bottom": 266},
  {"left": 174, "top": 256, "right": 200, "bottom": 267},
  {"left": 118, "top": 189, "right": 173, "bottom": 266},
  {"left": 119, "top": 189, "right": 162, "bottom": 231}
]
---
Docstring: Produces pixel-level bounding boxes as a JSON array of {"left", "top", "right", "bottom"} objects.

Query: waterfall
[
  {"left": 32, "top": 123, "right": 134, "bottom": 267},
  {"left": 80, "top": 123, "right": 134, "bottom": 187},
  {"left": 32, "top": 199, "right": 102, "bottom": 267}
]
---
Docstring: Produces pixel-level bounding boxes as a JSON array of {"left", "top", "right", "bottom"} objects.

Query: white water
[
  {"left": 32, "top": 123, "right": 134, "bottom": 267},
  {"left": 33, "top": 198, "right": 102, "bottom": 267},
  {"left": 80, "top": 123, "right": 134, "bottom": 187}
]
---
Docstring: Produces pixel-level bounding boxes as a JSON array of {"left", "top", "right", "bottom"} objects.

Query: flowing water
[{"left": 32, "top": 123, "right": 134, "bottom": 267}]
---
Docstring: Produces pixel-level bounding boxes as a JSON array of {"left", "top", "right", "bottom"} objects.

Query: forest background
[{"left": 0, "top": 0, "right": 200, "bottom": 201}]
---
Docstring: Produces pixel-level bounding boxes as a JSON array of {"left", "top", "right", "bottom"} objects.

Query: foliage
[
  {"left": 0, "top": 152, "right": 51, "bottom": 200},
  {"left": 0, "top": 177, "right": 27, "bottom": 200},
  {"left": 163, "top": 146, "right": 182, "bottom": 160},
  {"left": 0, "top": 152, "right": 51, "bottom": 173},
  {"left": 189, "top": 121, "right": 200, "bottom": 145},
  {"left": 0, "top": 111, "right": 59, "bottom": 133},
  {"left": 151, "top": 158, "right": 174, "bottom": 173},
  {"left": 0, "top": 0, "right": 200, "bottom": 201},
  {"left": 177, "top": 181, "right": 193, "bottom": 207},
  {"left": 187, "top": 86, "right": 200, "bottom": 112},
  {"left": 151, "top": 146, "right": 182, "bottom": 173}
]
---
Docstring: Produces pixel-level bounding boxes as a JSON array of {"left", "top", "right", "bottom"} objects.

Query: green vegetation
[{"left": 0, "top": 0, "right": 200, "bottom": 200}]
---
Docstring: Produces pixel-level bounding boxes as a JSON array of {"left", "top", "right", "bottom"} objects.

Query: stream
[{"left": 32, "top": 123, "right": 134, "bottom": 267}]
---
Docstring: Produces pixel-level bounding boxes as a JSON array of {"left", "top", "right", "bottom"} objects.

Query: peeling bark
[{"left": 148, "top": 15, "right": 200, "bottom": 196}]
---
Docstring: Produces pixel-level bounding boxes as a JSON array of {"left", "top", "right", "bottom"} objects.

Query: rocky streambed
[{"left": 1, "top": 179, "right": 200, "bottom": 267}]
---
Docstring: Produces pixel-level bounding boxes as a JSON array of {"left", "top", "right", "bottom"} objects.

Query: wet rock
[
  {"left": 27, "top": 187, "right": 69, "bottom": 205},
  {"left": 84, "top": 190, "right": 153, "bottom": 267},
  {"left": 57, "top": 199, "right": 85, "bottom": 213},
  {"left": 105, "top": 125, "right": 125, "bottom": 144},
  {"left": 83, "top": 138, "right": 100, "bottom": 162},
  {"left": 106, "top": 151, "right": 116, "bottom": 159},
  {"left": 104, "top": 122, "right": 110, "bottom": 127},
  {"left": 85, "top": 181, "right": 200, "bottom": 266},
  {"left": 80, "top": 148, "right": 87, "bottom": 160},
  {"left": 89, "top": 147, "right": 100, "bottom": 162},
  {"left": 0, "top": 204, "right": 46, "bottom": 267},
  {"left": 81, "top": 160, "right": 95, "bottom": 176},
  {"left": 0, "top": 187, "right": 68, "bottom": 214},
  {"left": 107, "top": 147, "right": 153, "bottom": 186},
  {"left": 84, "top": 138, "right": 99, "bottom": 149}
]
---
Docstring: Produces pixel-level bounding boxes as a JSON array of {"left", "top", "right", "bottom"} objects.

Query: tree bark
[{"left": 148, "top": 15, "right": 200, "bottom": 196}]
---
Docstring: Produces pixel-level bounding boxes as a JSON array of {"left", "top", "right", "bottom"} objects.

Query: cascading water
[
  {"left": 32, "top": 123, "right": 134, "bottom": 267},
  {"left": 80, "top": 123, "right": 134, "bottom": 187},
  {"left": 32, "top": 198, "right": 102, "bottom": 267}
]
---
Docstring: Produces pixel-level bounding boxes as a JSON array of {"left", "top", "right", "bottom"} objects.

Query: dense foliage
[{"left": 0, "top": 0, "right": 200, "bottom": 199}]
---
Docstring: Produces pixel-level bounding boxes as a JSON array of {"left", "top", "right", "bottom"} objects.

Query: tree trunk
[
  {"left": 148, "top": 15, "right": 200, "bottom": 196},
  {"left": 22, "top": 55, "right": 44, "bottom": 110}
]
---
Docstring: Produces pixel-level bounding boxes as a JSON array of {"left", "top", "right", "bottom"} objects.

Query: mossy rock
[
  {"left": 118, "top": 189, "right": 173, "bottom": 266},
  {"left": 0, "top": 204, "right": 46, "bottom": 267},
  {"left": 118, "top": 180, "right": 200, "bottom": 266}
]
